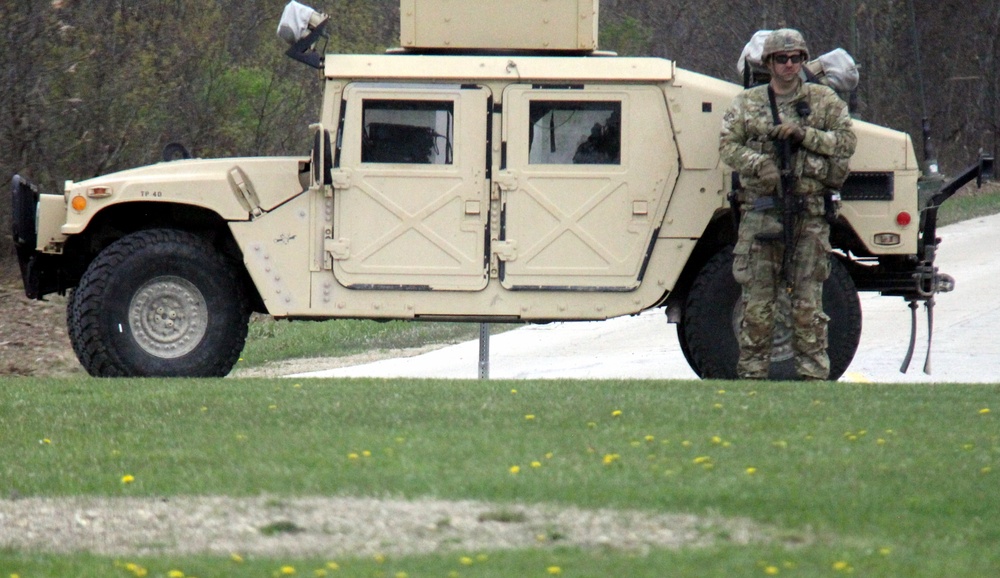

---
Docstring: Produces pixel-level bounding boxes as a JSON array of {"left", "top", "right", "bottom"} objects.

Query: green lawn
[{"left": 2, "top": 377, "right": 998, "bottom": 577}]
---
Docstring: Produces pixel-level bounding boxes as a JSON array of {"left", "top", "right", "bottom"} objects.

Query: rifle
[{"left": 754, "top": 86, "right": 804, "bottom": 284}]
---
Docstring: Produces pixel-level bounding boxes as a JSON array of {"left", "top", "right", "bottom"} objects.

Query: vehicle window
[
  {"left": 362, "top": 100, "right": 454, "bottom": 164},
  {"left": 528, "top": 101, "right": 621, "bottom": 165}
]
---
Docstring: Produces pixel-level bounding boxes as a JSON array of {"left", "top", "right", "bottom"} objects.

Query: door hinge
[
  {"left": 324, "top": 238, "right": 350, "bottom": 260},
  {"left": 494, "top": 239, "right": 517, "bottom": 261},
  {"left": 495, "top": 171, "right": 518, "bottom": 192},
  {"left": 330, "top": 169, "right": 351, "bottom": 190}
]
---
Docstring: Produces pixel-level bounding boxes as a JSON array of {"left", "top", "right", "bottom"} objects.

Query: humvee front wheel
[
  {"left": 68, "top": 229, "right": 250, "bottom": 377},
  {"left": 682, "top": 247, "right": 861, "bottom": 381}
]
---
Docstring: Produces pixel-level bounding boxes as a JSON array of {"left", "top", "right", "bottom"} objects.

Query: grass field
[{"left": 2, "top": 377, "right": 999, "bottom": 577}]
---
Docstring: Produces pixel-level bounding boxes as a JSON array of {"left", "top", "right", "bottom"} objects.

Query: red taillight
[{"left": 896, "top": 211, "right": 912, "bottom": 226}]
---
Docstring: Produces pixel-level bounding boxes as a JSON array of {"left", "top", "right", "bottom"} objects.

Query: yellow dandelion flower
[
  {"left": 764, "top": 565, "right": 779, "bottom": 575},
  {"left": 373, "top": 554, "right": 386, "bottom": 564},
  {"left": 713, "top": 403, "right": 723, "bottom": 409},
  {"left": 710, "top": 436, "right": 723, "bottom": 444},
  {"left": 280, "top": 566, "right": 296, "bottom": 575},
  {"left": 545, "top": 452, "right": 554, "bottom": 459},
  {"left": 509, "top": 465, "right": 521, "bottom": 474},
  {"left": 41, "top": 438, "right": 52, "bottom": 444},
  {"left": 832, "top": 561, "right": 849, "bottom": 571},
  {"left": 602, "top": 453, "right": 620, "bottom": 465},
  {"left": 878, "top": 547, "right": 892, "bottom": 556},
  {"left": 525, "top": 414, "right": 536, "bottom": 421},
  {"left": 531, "top": 461, "right": 542, "bottom": 468},
  {"left": 681, "top": 440, "right": 692, "bottom": 447},
  {"left": 587, "top": 421, "right": 597, "bottom": 428},
  {"left": 361, "top": 450, "right": 371, "bottom": 457},
  {"left": 460, "top": 556, "right": 474, "bottom": 565},
  {"left": 347, "top": 453, "right": 359, "bottom": 460},
  {"left": 611, "top": 409, "right": 622, "bottom": 417},
  {"left": 693, "top": 456, "right": 711, "bottom": 464},
  {"left": 547, "top": 566, "right": 563, "bottom": 575},
  {"left": 121, "top": 474, "right": 135, "bottom": 484},
  {"left": 980, "top": 408, "right": 991, "bottom": 414},
  {"left": 325, "top": 561, "right": 339, "bottom": 570},
  {"left": 268, "top": 404, "right": 278, "bottom": 410},
  {"left": 746, "top": 467, "right": 758, "bottom": 475},
  {"left": 645, "top": 435, "right": 655, "bottom": 442},
  {"left": 395, "top": 573, "right": 408, "bottom": 578},
  {"left": 168, "top": 571, "right": 185, "bottom": 578},
  {"left": 231, "top": 553, "right": 244, "bottom": 563},
  {"left": 511, "top": 389, "right": 518, "bottom": 394}
]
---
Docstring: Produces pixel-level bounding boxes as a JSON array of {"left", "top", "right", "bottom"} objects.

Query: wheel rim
[
  {"left": 731, "top": 291, "right": 795, "bottom": 363},
  {"left": 128, "top": 275, "right": 207, "bottom": 359}
]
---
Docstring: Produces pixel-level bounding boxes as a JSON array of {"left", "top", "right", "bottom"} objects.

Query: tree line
[{"left": 2, "top": 0, "right": 996, "bottom": 278}]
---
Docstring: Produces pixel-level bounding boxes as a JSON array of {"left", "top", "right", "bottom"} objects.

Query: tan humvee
[{"left": 11, "top": 0, "right": 992, "bottom": 378}]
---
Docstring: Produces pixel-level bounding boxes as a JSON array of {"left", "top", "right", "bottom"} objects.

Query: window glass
[
  {"left": 362, "top": 100, "right": 454, "bottom": 164},
  {"left": 528, "top": 101, "right": 621, "bottom": 165}
]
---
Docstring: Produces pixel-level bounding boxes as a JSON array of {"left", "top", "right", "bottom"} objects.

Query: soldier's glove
[
  {"left": 770, "top": 123, "right": 805, "bottom": 143},
  {"left": 757, "top": 159, "right": 780, "bottom": 190}
]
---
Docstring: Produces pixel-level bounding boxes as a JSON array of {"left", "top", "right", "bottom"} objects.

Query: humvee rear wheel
[
  {"left": 69, "top": 229, "right": 250, "bottom": 377},
  {"left": 682, "top": 247, "right": 861, "bottom": 381}
]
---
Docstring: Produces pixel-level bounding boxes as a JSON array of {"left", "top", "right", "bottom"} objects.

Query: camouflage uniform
[{"left": 720, "top": 79, "right": 856, "bottom": 380}]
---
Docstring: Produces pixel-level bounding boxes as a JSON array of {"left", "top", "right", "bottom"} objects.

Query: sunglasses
[{"left": 772, "top": 53, "right": 805, "bottom": 65}]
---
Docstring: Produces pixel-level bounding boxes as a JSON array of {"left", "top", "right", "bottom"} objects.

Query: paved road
[{"left": 295, "top": 214, "right": 1000, "bottom": 383}]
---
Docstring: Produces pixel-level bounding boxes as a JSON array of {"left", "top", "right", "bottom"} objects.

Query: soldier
[{"left": 719, "top": 29, "right": 857, "bottom": 380}]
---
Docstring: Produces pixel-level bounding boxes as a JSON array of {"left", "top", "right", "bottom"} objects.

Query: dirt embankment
[{"left": 0, "top": 281, "right": 82, "bottom": 377}]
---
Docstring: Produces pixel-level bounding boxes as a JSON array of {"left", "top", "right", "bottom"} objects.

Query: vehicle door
[
  {"left": 497, "top": 85, "right": 678, "bottom": 291},
  {"left": 330, "top": 84, "right": 490, "bottom": 291}
]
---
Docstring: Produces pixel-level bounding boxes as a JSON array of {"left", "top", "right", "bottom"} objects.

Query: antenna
[{"left": 907, "top": 0, "right": 940, "bottom": 177}]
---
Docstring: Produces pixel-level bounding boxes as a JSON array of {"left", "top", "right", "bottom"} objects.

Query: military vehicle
[{"left": 11, "top": 0, "right": 993, "bottom": 378}]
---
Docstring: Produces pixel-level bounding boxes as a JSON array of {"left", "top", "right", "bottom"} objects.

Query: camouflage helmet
[{"left": 762, "top": 28, "right": 809, "bottom": 61}]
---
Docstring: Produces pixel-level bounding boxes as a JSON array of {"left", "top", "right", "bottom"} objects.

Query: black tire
[
  {"left": 69, "top": 229, "right": 250, "bottom": 377},
  {"left": 682, "top": 247, "right": 861, "bottom": 381},
  {"left": 674, "top": 317, "right": 703, "bottom": 378}
]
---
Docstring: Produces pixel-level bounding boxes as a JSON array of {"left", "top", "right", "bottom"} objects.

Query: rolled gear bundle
[
  {"left": 736, "top": 30, "right": 772, "bottom": 76},
  {"left": 804, "top": 48, "right": 860, "bottom": 92}
]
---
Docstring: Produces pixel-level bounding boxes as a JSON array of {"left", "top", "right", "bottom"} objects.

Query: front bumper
[{"left": 11, "top": 175, "right": 68, "bottom": 299}]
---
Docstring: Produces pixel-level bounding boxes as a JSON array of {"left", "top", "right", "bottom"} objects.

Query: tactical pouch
[{"left": 824, "top": 190, "right": 841, "bottom": 224}]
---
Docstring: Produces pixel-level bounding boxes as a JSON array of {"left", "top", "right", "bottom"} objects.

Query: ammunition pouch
[{"left": 824, "top": 190, "right": 841, "bottom": 224}]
